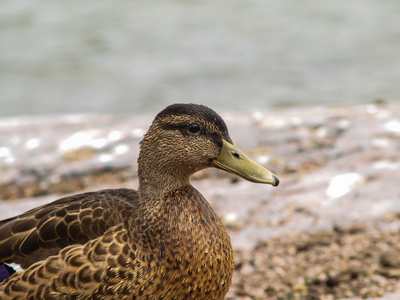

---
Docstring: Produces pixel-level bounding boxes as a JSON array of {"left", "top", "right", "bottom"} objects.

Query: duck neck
[
  {"left": 137, "top": 149, "right": 192, "bottom": 204},
  {"left": 138, "top": 168, "right": 191, "bottom": 203}
]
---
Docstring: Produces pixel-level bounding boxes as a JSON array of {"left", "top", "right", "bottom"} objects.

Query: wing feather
[{"left": 0, "top": 188, "right": 138, "bottom": 268}]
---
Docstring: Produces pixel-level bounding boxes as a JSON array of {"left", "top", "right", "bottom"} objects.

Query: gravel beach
[{"left": 1, "top": 102, "right": 399, "bottom": 299}]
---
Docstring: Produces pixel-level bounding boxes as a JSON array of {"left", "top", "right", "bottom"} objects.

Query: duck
[{"left": 0, "top": 103, "right": 279, "bottom": 299}]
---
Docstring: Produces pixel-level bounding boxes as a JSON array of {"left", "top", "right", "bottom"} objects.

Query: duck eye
[{"left": 188, "top": 123, "right": 201, "bottom": 134}]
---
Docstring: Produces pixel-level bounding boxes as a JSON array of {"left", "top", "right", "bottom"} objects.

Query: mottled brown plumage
[{"left": 0, "top": 104, "right": 278, "bottom": 299}]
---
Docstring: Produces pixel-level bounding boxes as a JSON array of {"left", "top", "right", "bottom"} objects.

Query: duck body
[
  {"left": 0, "top": 104, "right": 277, "bottom": 299},
  {"left": 1, "top": 186, "right": 232, "bottom": 299}
]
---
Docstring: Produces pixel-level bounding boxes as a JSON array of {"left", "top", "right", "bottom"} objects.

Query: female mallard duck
[{"left": 0, "top": 103, "right": 278, "bottom": 299}]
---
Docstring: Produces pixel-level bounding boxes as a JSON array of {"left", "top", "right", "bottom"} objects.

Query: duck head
[{"left": 138, "top": 103, "right": 278, "bottom": 195}]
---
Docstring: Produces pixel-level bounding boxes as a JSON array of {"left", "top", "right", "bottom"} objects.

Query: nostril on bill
[{"left": 232, "top": 151, "right": 240, "bottom": 159}]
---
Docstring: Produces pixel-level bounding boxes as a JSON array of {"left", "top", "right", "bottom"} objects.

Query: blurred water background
[{"left": 1, "top": 0, "right": 399, "bottom": 117}]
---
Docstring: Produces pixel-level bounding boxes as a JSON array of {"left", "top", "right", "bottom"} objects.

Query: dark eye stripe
[{"left": 155, "top": 103, "right": 233, "bottom": 144}]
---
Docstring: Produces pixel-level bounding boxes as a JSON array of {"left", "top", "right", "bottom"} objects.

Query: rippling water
[{"left": 1, "top": 0, "right": 399, "bottom": 117}]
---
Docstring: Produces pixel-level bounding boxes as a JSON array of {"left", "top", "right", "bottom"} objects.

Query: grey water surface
[{"left": 1, "top": 0, "right": 399, "bottom": 117}]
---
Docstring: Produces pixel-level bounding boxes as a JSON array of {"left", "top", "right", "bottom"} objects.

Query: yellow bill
[{"left": 211, "top": 139, "right": 279, "bottom": 186}]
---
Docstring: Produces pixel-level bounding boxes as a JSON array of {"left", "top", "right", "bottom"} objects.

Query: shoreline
[{"left": 1, "top": 102, "right": 400, "bottom": 299}]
